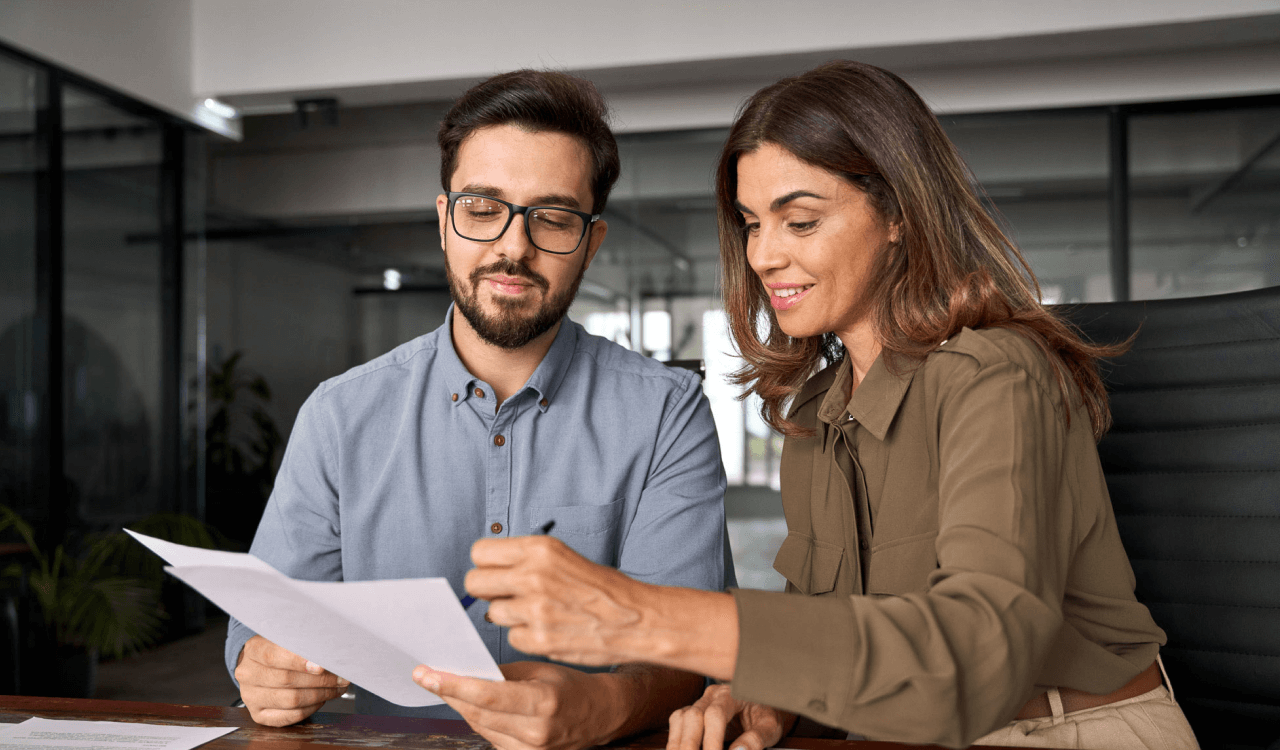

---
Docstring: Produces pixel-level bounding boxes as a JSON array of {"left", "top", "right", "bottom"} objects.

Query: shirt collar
[
  {"left": 442, "top": 305, "right": 577, "bottom": 413},
  {"left": 815, "top": 351, "right": 917, "bottom": 442}
]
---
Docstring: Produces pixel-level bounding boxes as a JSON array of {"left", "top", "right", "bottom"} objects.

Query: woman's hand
[
  {"left": 667, "top": 684, "right": 796, "bottom": 750},
  {"left": 466, "top": 535, "right": 740, "bottom": 680}
]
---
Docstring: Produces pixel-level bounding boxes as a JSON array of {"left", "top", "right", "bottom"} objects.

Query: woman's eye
[
  {"left": 788, "top": 220, "right": 818, "bottom": 232},
  {"left": 744, "top": 222, "right": 760, "bottom": 235}
]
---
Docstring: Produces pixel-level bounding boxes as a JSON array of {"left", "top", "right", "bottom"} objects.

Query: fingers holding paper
[
  {"left": 413, "top": 661, "right": 624, "bottom": 750},
  {"left": 236, "top": 635, "right": 350, "bottom": 727}
]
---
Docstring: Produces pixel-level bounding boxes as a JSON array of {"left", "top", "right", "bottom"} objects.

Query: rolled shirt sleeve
[{"left": 732, "top": 357, "right": 1074, "bottom": 748}]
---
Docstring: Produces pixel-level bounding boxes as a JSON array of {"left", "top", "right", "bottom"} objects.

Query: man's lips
[{"left": 483, "top": 275, "right": 542, "bottom": 295}]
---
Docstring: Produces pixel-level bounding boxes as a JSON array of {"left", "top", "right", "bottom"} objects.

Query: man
[{"left": 224, "top": 70, "right": 731, "bottom": 750}]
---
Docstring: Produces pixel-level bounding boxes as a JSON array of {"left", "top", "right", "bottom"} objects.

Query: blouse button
[
  {"left": 483, "top": 611, "right": 493, "bottom": 624},
  {"left": 494, "top": 435, "right": 505, "bottom": 447},
  {"left": 450, "top": 393, "right": 458, "bottom": 402},
  {"left": 540, "top": 398, "right": 549, "bottom": 408},
  {"left": 474, "top": 387, "right": 485, "bottom": 398},
  {"left": 490, "top": 522, "right": 503, "bottom": 534}
]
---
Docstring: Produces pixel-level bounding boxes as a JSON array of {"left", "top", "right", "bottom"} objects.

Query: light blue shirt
[{"left": 225, "top": 307, "right": 731, "bottom": 717}]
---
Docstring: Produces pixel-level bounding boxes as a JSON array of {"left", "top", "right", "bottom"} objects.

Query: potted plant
[
  {"left": 0, "top": 505, "right": 164, "bottom": 697},
  {"left": 199, "top": 351, "right": 282, "bottom": 547},
  {"left": 86, "top": 512, "right": 226, "bottom": 641}
]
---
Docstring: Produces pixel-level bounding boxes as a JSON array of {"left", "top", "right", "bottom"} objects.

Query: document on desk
[
  {"left": 0, "top": 717, "right": 235, "bottom": 750},
  {"left": 126, "top": 530, "right": 503, "bottom": 707}
]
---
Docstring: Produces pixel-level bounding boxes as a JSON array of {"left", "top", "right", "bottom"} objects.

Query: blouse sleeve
[{"left": 730, "top": 357, "right": 1074, "bottom": 748}]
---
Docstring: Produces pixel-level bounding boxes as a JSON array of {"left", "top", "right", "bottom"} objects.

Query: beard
[{"left": 445, "top": 245, "right": 587, "bottom": 350}]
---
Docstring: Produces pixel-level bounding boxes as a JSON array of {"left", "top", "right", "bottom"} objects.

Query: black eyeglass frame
[{"left": 446, "top": 191, "right": 600, "bottom": 255}]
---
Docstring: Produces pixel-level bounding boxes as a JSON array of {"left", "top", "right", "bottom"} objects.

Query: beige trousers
[{"left": 975, "top": 660, "right": 1199, "bottom": 750}]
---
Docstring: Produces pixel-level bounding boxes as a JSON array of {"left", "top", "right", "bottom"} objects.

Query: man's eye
[{"left": 533, "top": 213, "right": 574, "bottom": 231}]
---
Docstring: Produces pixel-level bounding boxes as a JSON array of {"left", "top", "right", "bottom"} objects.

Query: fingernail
[
  {"left": 304, "top": 661, "right": 323, "bottom": 674},
  {"left": 338, "top": 679, "right": 351, "bottom": 688},
  {"left": 413, "top": 667, "right": 439, "bottom": 691}
]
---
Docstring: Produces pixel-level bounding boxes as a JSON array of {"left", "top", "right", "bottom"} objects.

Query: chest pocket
[{"left": 772, "top": 532, "right": 845, "bottom": 596}]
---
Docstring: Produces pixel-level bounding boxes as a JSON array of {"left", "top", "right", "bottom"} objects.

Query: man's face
[{"left": 437, "top": 125, "right": 607, "bottom": 350}]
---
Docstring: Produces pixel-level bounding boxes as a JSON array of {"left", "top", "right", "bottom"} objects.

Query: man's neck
[{"left": 450, "top": 313, "right": 563, "bottom": 405}]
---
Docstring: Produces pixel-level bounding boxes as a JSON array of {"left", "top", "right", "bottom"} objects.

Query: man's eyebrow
[
  {"left": 459, "top": 184, "right": 505, "bottom": 199},
  {"left": 770, "top": 190, "right": 825, "bottom": 211},
  {"left": 529, "top": 193, "right": 582, "bottom": 210}
]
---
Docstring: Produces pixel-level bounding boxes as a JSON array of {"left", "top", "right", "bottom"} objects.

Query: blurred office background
[{"left": 1, "top": 0, "right": 1279, "bottom": 698}]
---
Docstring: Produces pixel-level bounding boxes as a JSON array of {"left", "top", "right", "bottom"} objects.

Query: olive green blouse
[{"left": 730, "top": 326, "right": 1165, "bottom": 748}]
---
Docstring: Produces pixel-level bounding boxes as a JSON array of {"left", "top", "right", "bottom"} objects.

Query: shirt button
[
  {"left": 490, "top": 522, "right": 503, "bottom": 534},
  {"left": 859, "top": 538, "right": 869, "bottom": 550},
  {"left": 494, "top": 435, "right": 505, "bottom": 447},
  {"left": 474, "top": 387, "right": 485, "bottom": 398},
  {"left": 483, "top": 611, "right": 493, "bottom": 624},
  {"left": 450, "top": 393, "right": 458, "bottom": 402},
  {"left": 539, "top": 398, "right": 548, "bottom": 408}
]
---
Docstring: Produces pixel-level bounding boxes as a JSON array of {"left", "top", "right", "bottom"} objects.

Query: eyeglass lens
[{"left": 453, "top": 195, "right": 585, "bottom": 254}]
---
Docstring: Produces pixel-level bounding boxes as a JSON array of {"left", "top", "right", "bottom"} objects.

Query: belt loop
[
  {"left": 1047, "top": 688, "right": 1066, "bottom": 726},
  {"left": 1156, "top": 654, "right": 1175, "bottom": 703}
]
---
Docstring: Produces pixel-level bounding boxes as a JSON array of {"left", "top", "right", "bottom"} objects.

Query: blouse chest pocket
[{"left": 771, "top": 532, "right": 845, "bottom": 596}]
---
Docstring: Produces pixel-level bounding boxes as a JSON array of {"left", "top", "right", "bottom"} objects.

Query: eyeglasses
[{"left": 446, "top": 192, "right": 600, "bottom": 255}]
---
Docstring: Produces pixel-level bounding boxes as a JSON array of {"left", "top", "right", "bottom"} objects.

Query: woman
[{"left": 423, "top": 61, "right": 1200, "bottom": 749}]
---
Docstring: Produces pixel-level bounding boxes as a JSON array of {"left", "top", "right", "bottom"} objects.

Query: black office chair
[{"left": 1059, "top": 286, "right": 1280, "bottom": 750}]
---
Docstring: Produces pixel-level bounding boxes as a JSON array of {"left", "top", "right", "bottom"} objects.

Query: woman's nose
[{"left": 746, "top": 230, "right": 785, "bottom": 275}]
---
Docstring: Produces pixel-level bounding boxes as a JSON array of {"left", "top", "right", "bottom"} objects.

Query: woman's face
[{"left": 736, "top": 143, "right": 897, "bottom": 347}]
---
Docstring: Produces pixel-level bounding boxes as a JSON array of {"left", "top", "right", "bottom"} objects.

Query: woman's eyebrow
[{"left": 770, "top": 190, "right": 825, "bottom": 211}]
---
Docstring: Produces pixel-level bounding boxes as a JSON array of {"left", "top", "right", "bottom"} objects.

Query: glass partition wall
[
  {"left": 0, "top": 52, "right": 42, "bottom": 528},
  {"left": 0, "top": 44, "right": 203, "bottom": 550}
]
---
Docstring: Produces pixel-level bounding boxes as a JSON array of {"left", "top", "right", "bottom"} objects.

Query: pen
[{"left": 460, "top": 519, "right": 556, "bottom": 610}]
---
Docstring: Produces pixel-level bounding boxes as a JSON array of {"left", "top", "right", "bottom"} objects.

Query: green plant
[
  {"left": 86, "top": 513, "right": 226, "bottom": 589},
  {"left": 198, "top": 351, "right": 283, "bottom": 545},
  {"left": 205, "top": 351, "right": 282, "bottom": 491},
  {"left": 0, "top": 506, "right": 163, "bottom": 659}
]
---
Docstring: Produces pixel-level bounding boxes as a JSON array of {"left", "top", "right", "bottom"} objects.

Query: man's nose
[{"left": 494, "top": 213, "right": 537, "bottom": 261}]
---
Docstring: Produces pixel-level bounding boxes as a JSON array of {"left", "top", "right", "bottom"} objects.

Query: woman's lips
[{"left": 769, "top": 285, "right": 814, "bottom": 311}]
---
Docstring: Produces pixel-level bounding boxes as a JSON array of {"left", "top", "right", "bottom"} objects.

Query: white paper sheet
[
  {"left": 0, "top": 717, "right": 235, "bottom": 750},
  {"left": 126, "top": 530, "right": 503, "bottom": 707}
]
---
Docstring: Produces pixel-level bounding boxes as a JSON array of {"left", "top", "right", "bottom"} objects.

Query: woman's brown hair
[{"left": 717, "top": 60, "right": 1124, "bottom": 439}]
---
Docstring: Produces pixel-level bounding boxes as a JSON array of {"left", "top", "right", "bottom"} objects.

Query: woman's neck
[{"left": 837, "top": 322, "right": 881, "bottom": 392}]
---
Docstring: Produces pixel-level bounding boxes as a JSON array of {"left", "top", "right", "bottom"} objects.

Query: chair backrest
[{"left": 1058, "top": 286, "right": 1280, "bottom": 750}]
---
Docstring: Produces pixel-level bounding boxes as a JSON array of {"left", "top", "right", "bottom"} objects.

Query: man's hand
[
  {"left": 412, "top": 661, "right": 631, "bottom": 750},
  {"left": 235, "top": 635, "right": 350, "bottom": 726},
  {"left": 667, "top": 684, "right": 796, "bottom": 750}
]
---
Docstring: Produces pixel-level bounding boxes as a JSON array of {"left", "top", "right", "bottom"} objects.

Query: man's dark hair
[{"left": 438, "top": 70, "right": 621, "bottom": 214}]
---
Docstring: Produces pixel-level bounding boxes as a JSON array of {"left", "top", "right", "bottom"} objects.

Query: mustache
[{"left": 470, "top": 259, "right": 550, "bottom": 290}]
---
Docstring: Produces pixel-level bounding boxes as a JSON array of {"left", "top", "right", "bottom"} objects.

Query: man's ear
[
  {"left": 581, "top": 220, "right": 608, "bottom": 272},
  {"left": 436, "top": 194, "right": 449, "bottom": 250}
]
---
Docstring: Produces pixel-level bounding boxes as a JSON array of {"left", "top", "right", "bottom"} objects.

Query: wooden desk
[{"left": 0, "top": 696, "right": 1022, "bottom": 750}]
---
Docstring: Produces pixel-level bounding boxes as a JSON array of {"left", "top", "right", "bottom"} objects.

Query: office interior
[{"left": 0, "top": 1, "right": 1278, "bottom": 746}]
